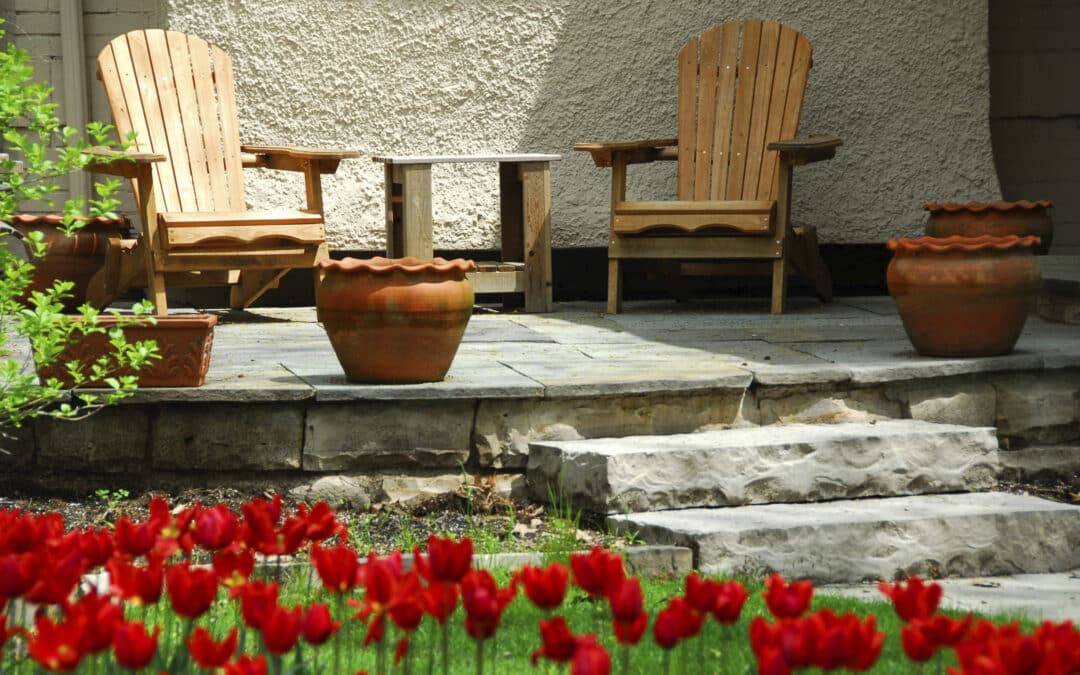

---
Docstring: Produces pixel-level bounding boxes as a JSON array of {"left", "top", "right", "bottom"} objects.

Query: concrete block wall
[{"left": 990, "top": 0, "right": 1080, "bottom": 254}]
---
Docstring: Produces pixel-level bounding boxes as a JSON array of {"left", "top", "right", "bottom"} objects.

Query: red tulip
[
  {"left": 73, "top": 527, "right": 114, "bottom": 569},
  {"left": 107, "top": 556, "right": 164, "bottom": 606},
  {"left": 684, "top": 573, "right": 721, "bottom": 613},
  {"left": 386, "top": 576, "right": 425, "bottom": 632},
  {"left": 570, "top": 547, "right": 625, "bottom": 599},
  {"left": 461, "top": 568, "right": 516, "bottom": 641},
  {"left": 350, "top": 552, "right": 407, "bottom": 646},
  {"left": 878, "top": 576, "right": 942, "bottom": 623},
  {"left": 113, "top": 516, "right": 160, "bottom": 559},
  {"left": 260, "top": 603, "right": 303, "bottom": 655},
  {"left": 612, "top": 611, "right": 648, "bottom": 646},
  {"left": 271, "top": 514, "right": 309, "bottom": 556},
  {"left": 421, "top": 581, "right": 460, "bottom": 624},
  {"left": 652, "top": 606, "right": 680, "bottom": 649},
  {"left": 0, "top": 510, "right": 63, "bottom": 554},
  {"left": 712, "top": 580, "right": 748, "bottom": 624},
  {"left": 187, "top": 626, "right": 238, "bottom": 669},
  {"left": 238, "top": 581, "right": 279, "bottom": 630},
  {"left": 214, "top": 548, "right": 256, "bottom": 589},
  {"left": 417, "top": 535, "right": 473, "bottom": 583},
  {"left": 24, "top": 544, "right": 85, "bottom": 606},
  {"left": 311, "top": 542, "right": 360, "bottom": 594},
  {"left": 763, "top": 573, "right": 813, "bottom": 619},
  {"left": 27, "top": 614, "right": 86, "bottom": 672},
  {"left": 299, "top": 501, "right": 343, "bottom": 542},
  {"left": 165, "top": 561, "right": 219, "bottom": 619},
  {"left": 195, "top": 504, "right": 239, "bottom": 550},
  {"left": 66, "top": 589, "right": 122, "bottom": 654},
  {"left": 607, "top": 577, "right": 643, "bottom": 623},
  {"left": 302, "top": 603, "right": 341, "bottom": 645},
  {"left": 240, "top": 495, "right": 283, "bottom": 553},
  {"left": 571, "top": 641, "right": 611, "bottom": 675},
  {"left": 225, "top": 654, "right": 268, "bottom": 675},
  {"left": 111, "top": 621, "right": 158, "bottom": 671},
  {"left": 520, "top": 562, "right": 569, "bottom": 611},
  {"left": 0, "top": 551, "right": 38, "bottom": 598},
  {"left": 153, "top": 502, "right": 200, "bottom": 559},
  {"left": 531, "top": 617, "right": 580, "bottom": 664}
]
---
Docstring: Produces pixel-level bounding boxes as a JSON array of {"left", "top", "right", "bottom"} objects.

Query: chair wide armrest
[
  {"left": 575, "top": 138, "right": 678, "bottom": 167},
  {"left": 768, "top": 135, "right": 843, "bottom": 166},
  {"left": 241, "top": 145, "right": 360, "bottom": 174},
  {"left": 83, "top": 146, "right": 165, "bottom": 177}
]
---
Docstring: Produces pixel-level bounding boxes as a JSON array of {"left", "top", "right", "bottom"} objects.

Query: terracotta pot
[
  {"left": 36, "top": 314, "right": 217, "bottom": 387},
  {"left": 316, "top": 256, "right": 476, "bottom": 383},
  {"left": 8, "top": 214, "right": 127, "bottom": 312},
  {"left": 923, "top": 200, "right": 1054, "bottom": 254},
  {"left": 887, "top": 235, "right": 1041, "bottom": 357}
]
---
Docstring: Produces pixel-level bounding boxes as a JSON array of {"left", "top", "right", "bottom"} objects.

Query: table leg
[
  {"left": 498, "top": 162, "right": 524, "bottom": 311},
  {"left": 520, "top": 161, "right": 553, "bottom": 312},
  {"left": 386, "top": 163, "right": 434, "bottom": 259}
]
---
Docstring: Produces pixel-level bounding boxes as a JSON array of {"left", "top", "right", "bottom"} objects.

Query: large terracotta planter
[
  {"left": 923, "top": 200, "right": 1054, "bottom": 254},
  {"left": 316, "top": 256, "right": 476, "bottom": 383},
  {"left": 37, "top": 314, "right": 217, "bottom": 388},
  {"left": 8, "top": 214, "right": 127, "bottom": 312},
  {"left": 887, "top": 235, "right": 1041, "bottom": 357}
]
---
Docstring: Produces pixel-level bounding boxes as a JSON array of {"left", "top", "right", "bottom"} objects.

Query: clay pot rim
[
  {"left": 65, "top": 313, "right": 219, "bottom": 329},
  {"left": 5, "top": 213, "right": 128, "bottom": 226},
  {"left": 887, "top": 234, "right": 1041, "bottom": 253},
  {"left": 317, "top": 256, "right": 477, "bottom": 275},
  {"left": 922, "top": 199, "right": 1054, "bottom": 213}
]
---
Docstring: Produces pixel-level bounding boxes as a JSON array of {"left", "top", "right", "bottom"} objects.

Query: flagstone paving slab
[{"left": 608, "top": 492, "right": 1080, "bottom": 583}]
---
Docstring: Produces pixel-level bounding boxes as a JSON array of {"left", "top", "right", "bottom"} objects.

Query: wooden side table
[{"left": 373, "top": 154, "right": 560, "bottom": 313}]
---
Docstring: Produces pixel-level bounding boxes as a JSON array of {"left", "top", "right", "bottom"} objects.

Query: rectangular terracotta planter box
[{"left": 36, "top": 314, "right": 217, "bottom": 388}]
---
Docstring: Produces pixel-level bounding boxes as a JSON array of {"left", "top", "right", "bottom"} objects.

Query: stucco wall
[{"left": 161, "top": 0, "right": 999, "bottom": 250}]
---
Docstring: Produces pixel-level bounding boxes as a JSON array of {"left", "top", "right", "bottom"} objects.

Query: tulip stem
[
  {"left": 334, "top": 595, "right": 344, "bottom": 675},
  {"left": 621, "top": 645, "right": 630, "bottom": 675},
  {"left": 475, "top": 639, "right": 484, "bottom": 675},
  {"left": 441, "top": 621, "right": 450, "bottom": 675},
  {"left": 663, "top": 649, "right": 671, "bottom": 675}
]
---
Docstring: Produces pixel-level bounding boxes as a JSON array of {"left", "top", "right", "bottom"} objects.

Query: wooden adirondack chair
[
  {"left": 576, "top": 19, "right": 841, "bottom": 314},
  {"left": 85, "top": 29, "right": 359, "bottom": 314}
]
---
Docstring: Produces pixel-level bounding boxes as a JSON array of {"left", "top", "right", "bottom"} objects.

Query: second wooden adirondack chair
[
  {"left": 576, "top": 19, "right": 841, "bottom": 314},
  {"left": 85, "top": 29, "right": 359, "bottom": 314}
]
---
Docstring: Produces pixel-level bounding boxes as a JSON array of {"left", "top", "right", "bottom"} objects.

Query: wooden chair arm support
[
  {"left": 768, "top": 135, "right": 843, "bottom": 166},
  {"left": 83, "top": 147, "right": 165, "bottom": 178},
  {"left": 241, "top": 145, "right": 360, "bottom": 174},
  {"left": 575, "top": 138, "right": 678, "bottom": 167}
]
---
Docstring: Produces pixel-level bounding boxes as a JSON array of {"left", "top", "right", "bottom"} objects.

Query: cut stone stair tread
[
  {"left": 527, "top": 420, "right": 1000, "bottom": 513},
  {"left": 607, "top": 492, "right": 1080, "bottom": 584}
]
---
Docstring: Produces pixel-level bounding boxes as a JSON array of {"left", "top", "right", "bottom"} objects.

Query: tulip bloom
[
  {"left": 311, "top": 543, "right": 360, "bottom": 594},
  {"left": 531, "top": 617, "right": 580, "bottom": 665},
  {"left": 225, "top": 654, "right": 268, "bottom": 675},
  {"left": 417, "top": 535, "right": 473, "bottom": 583},
  {"left": 572, "top": 642, "right": 611, "bottom": 675},
  {"left": 260, "top": 604, "right": 304, "bottom": 655},
  {"left": 653, "top": 607, "right": 680, "bottom": 650},
  {"left": 299, "top": 501, "right": 343, "bottom": 542},
  {"left": 712, "top": 580, "right": 749, "bottom": 624},
  {"left": 520, "top": 562, "right": 569, "bottom": 611},
  {"left": 302, "top": 603, "right": 341, "bottom": 645},
  {"left": 107, "top": 556, "right": 164, "bottom": 606},
  {"left": 607, "top": 577, "right": 644, "bottom": 623},
  {"left": 461, "top": 568, "right": 516, "bottom": 641},
  {"left": 878, "top": 577, "right": 943, "bottom": 623},
  {"left": 111, "top": 622, "right": 158, "bottom": 671},
  {"left": 612, "top": 611, "right": 648, "bottom": 646},
  {"left": 238, "top": 581, "right": 280, "bottom": 630},
  {"left": 570, "top": 547, "right": 625, "bottom": 599},
  {"left": 188, "top": 626, "right": 238, "bottom": 669},
  {"left": 195, "top": 504, "right": 239, "bottom": 550},
  {"left": 901, "top": 620, "right": 939, "bottom": 662},
  {"left": 421, "top": 581, "right": 460, "bottom": 624},
  {"left": 66, "top": 590, "right": 122, "bottom": 654},
  {"left": 763, "top": 573, "right": 813, "bottom": 619},
  {"left": 27, "top": 615, "right": 86, "bottom": 672},
  {"left": 0, "top": 551, "right": 38, "bottom": 599},
  {"left": 214, "top": 548, "right": 256, "bottom": 589},
  {"left": 166, "top": 561, "right": 219, "bottom": 619}
]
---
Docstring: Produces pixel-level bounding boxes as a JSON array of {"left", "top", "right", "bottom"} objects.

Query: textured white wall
[{"left": 162, "top": 0, "right": 1000, "bottom": 250}]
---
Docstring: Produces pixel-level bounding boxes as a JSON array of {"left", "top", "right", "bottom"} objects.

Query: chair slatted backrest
[
  {"left": 98, "top": 30, "right": 246, "bottom": 214},
  {"left": 676, "top": 19, "right": 812, "bottom": 202}
]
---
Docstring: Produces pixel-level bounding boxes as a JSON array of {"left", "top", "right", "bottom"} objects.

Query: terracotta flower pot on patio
[
  {"left": 923, "top": 200, "right": 1054, "bottom": 254},
  {"left": 8, "top": 214, "right": 127, "bottom": 312},
  {"left": 36, "top": 314, "right": 217, "bottom": 388},
  {"left": 315, "top": 256, "right": 476, "bottom": 383},
  {"left": 886, "top": 234, "right": 1041, "bottom": 357}
]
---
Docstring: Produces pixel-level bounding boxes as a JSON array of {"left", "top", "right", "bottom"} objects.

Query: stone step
[
  {"left": 527, "top": 420, "right": 1000, "bottom": 513},
  {"left": 607, "top": 492, "right": 1080, "bottom": 584}
]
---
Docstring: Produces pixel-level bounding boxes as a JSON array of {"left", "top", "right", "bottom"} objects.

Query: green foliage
[{"left": 0, "top": 19, "right": 156, "bottom": 449}]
